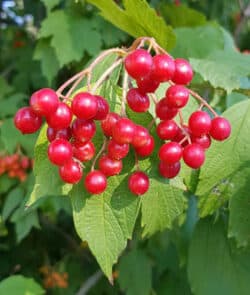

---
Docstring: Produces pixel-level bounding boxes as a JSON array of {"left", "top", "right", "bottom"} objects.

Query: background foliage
[{"left": 0, "top": 0, "right": 250, "bottom": 294}]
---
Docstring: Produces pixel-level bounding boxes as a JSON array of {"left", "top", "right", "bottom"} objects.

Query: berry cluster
[
  {"left": 39, "top": 266, "right": 68, "bottom": 289},
  {"left": 14, "top": 38, "right": 231, "bottom": 196},
  {"left": 0, "top": 153, "right": 31, "bottom": 182}
]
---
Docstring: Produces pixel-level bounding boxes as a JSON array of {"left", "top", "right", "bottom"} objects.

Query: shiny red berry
[
  {"left": 85, "top": 170, "right": 107, "bottom": 194},
  {"left": 191, "top": 134, "right": 211, "bottom": 149},
  {"left": 210, "top": 117, "right": 231, "bottom": 141},
  {"left": 165, "top": 85, "right": 189, "bottom": 108},
  {"left": 46, "top": 102, "right": 72, "bottom": 130},
  {"left": 48, "top": 138, "right": 73, "bottom": 166},
  {"left": 135, "top": 135, "right": 155, "bottom": 157},
  {"left": 59, "top": 160, "right": 82, "bottom": 183},
  {"left": 124, "top": 49, "right": 153, "bottom": 79},
  {"left": 172, "top": 125, "right": 190, "bottom": 147},
  {"left": 159, "top": 142, "right": 182, "bottom": 164},
  {"left": 30, "top": 88, "right": 59, "bottom": 117},
  {"left": 183, "top": 143, "right": 205, "bottom": 169},
  {"left": 172, "top": 58, "right": 193, "bottom": 85},
  {"left": 107, "top": 139, "right": 129, "bottom": 160},
  {"left": 126, "top": 88, "right": 150, "bottom": 113},
  {"left": 189, "top": 111, "right": 211, "bottom": 136},
  {"left": 93, "top": 95, "right": 109, "bottom": 120},
  {"left": 14, "top": 107, "right": 42, "bottom": 134},
  {"left": 136, "top": 73, "right": 159, "bottom": 93},
  {"left": 112, "top": 118, "right": 135, "bottom": 144},
  {"left": 132, "top": 125, "right": 150, "bottom": 148},
  {"left": 158, "top": 161, "right": 181, "bottom": 178},
  {"left": 128, "top": 171, "right": 149, "bottom": 195},
  {"left": 151, "top": 54, "right": 175, "bottom": 82},
  {"left": 72, "top": 119, "right": 96, "bottom": 143},
  {"left": 72, "top": 92, "right": 97, "bottom": 120},
  {"left": 101, "top": 112, "right": 120, "bottom": 137},
  {"left": 47, "top": 127, "right": 71, "bottom": 142},
  {"left": 156, "top": 98, "right": 178, "bottom": 120},
  {"left": 98, "top": 155, "right": 122, "bottom": 176},
  {"left": 156, "top": 120, "right": 179, "bottom": 140},
  {"left": 72, "top": 141, "right": 95, "bottom": 162}
]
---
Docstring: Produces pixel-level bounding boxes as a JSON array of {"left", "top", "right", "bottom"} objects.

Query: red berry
[
  {"left": 132, "top": 125, "right": 150, "bottom": 148},
  {"left": 47, "top": 127, "right": 71, "bottom": 142},
  {"left": 14, "top": 107, "right": 42, "bottom": 134},
  {"left": 151, "top": 54, "right": 175, "bottom": 82},
  {"left": 158, "top": 161, "right": 181, "bottom": 178},
  {"left": 59, "top": 160, "right": 82, "bottom": 183},
  {"left": 124, "top": 49, "right": 153, "bottom": 79},
  {"left": 72, "top": 92, "right": 97, "bottom": 120},
  {"left": 112, "top": 118, "right": 135, "bottom": 144},
  {"left": 135, "top": 135, "right": 155, "bottom": 157},
  {"left": 183, "top": 143, "right": 205, "bottom": 169},
  {"left": 172, "top": 58, "right": 193, "bottom": 85},
  {"left": 20, "top": 156, "right": 30, "bottom": 169},
  {"left": 172, "top": 125, "right": 190, "bottom": 147},
  {"left": 191, "top": 134, "right": 211, "bottom": 149},
  {"left": 46, "top": 102, "right": 72, "bottom": 130},
  {"left": 136, "top": 74, "right": 159, "bottom": 93},
  {"left": 101, "top": 112, "right": 120, "bottom": 137},
  {"left": 165, "top": 85, "right": 189, "bottom": 108},
  {"left": 107, "top": 139, "right": 129, "bottom": 160},
  {"left": 85, "top": 170, "right": 107, "bottom": 194},
  {"left": 93, "top": 95, "right": 109, "bottom": 120},
  {"left": 72, "top": 141, "right": 95, "bottom": 162},
  {"left": 156, "top": 120, "right": 179, "bottom": 140},
  {"left": 158, "top": 142, "right": 182, "bottom": 164},
  {"left": 72, "top": 119, "right": 96, "bottom": 143},
  {"left": 128, "top": 171, "right": 149, "bottom": 195},
  {"left": 189, "top": 111, "right": 211, "bottom": 136},
  {"left": 156, "top": 98, "right": 178, "bottom": 120},
  {"left": 98, "top": 155, "right": 122, "bottom": 176},
  {"left": 210, "top": 117, "right": 231, "bottom": 141},
  {"left": 30, "top": 88, "right": 59, "bottom": 117},
  {"left": 126, "top": 88, "right": 150, "bottom": 113},
  {"left": 48, "top": 138, "right": 73, "bottom": 166}
]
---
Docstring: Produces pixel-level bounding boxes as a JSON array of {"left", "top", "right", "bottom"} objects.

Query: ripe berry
[
  {"left": 191, "top": 134, "right": 211, "bottom": 149},
  {"left": 189, "top": 111, "right": 211, "bottom": 136},
  {"left": 172, "top": 125, "right": 190, "bottom": 147},
  {"left": 98, "top": 155, "right": 122, "bottom": 176},
  {"left": 30, "top": 88, "right": 59, "bottom": 117},
  {"left": 172, "top": 58, "right": 193, "bottom": 85},
  {"left": 107, "top": 139, "right": 129, "bottom": 160},
  {"left": 158, "top": 161, "right": 181, "bottom": 178},
  {"left": 47, "top": 102, "right": 72, "bottom": 130},
  {"left": 112, "top": 118, "right": 135, "bottom": 144},
  {"left": 210, "top": 117, "right": 231, "bottom": 141},
  {"left": 132, "top": 125, "right": 150, "bottom": 148},
  {"left": 72, "top": 141, "right": 95, "bottom": 162},
  {"left": 59, "top": 160, "right": 82, "bottom": 183},
  {"left": 183, "top": 143, "right": 205, "bottom": 169},
  {"left": 124, "top": 49, "right": 153, "bottom": 79},
  {"left": 47, "top": 127, "right": 71, "bottom": 142},
  {"left": 151, "top": 54, "right": 175, "bottom": 82},
  {"left": 126, "top": 88, "right": 150, "bottom": 113},
  {"left": 156, "top": 98, "right": 178, "bottom": 120},
  {"left": 72, "top": 119, "right": 96, "bottom": 143},
  {"left": 72, "top": 92, "right": 97, "bottom": 120},
  {"left": 135, "top": 135, "right": 154, "bottom": 157},
  {"left": 48, "top": 138, "right": 73, "bottom": 166},
  {"left": 136, "top": 74, "right": 159, "bottom": 93},
  {"left": 101, "top": 112, "right": 120, "bottom": 137},
  {"left": 158, "top": 142, "right": 182, "bottom": 164},
  {"left": 14, "top": 107, "right": 42, "bottom": 134},
  {"left": 156, "top": 120, "right": 179, "bottom": 140},
  {"left": 93, "top": 95, "right": 109, "bottom": 120},
  {"left": 85, "top": 170, "right": 107, "bottom": 194},
  {"left": 128, "top": 171, "right": 149, "bottom": 195},
  {"left": 165, "top": 85, "right": 189, "bottom": 108}
]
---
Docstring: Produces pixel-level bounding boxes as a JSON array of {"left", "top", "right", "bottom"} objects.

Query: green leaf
[
  {"left": 172, "top": 25, "right": 224, "bottom": 59},
  {"left": 70, "top": 175, "right": 140, "bottom": 279},
  {"left": 39, "top": 11, "right": 102, "bottom": 67},
  {"left": 34, "top": 39, "right": 60, "bottom": 84},
  {"left": 41, "top": 0, "right": 60, "bottom": 11},
  {"left": 0, "top": 275, "right": 44, "bottom": 295},
  {"left": 118, "top": 249, "right": 152, "bottom": 295},
  {"left": 226, "top": 92, "right": 248, "bottom": 108},
  {"left": 190, "top": 50, "right": 250, "bottom": 93},
  {"left": 27, "top": 125, "right": 72, "bottom": 207},
  {"left": 2, "top": 187, "right": 24, "bottom": 221},
  {"left": 87, "top": 0, "right": 176, "bottom": 50},
  {"left": 188, "top": 219, "right": 250, "bottom": 295},
  {"left": 160, "top": 4, "right": 206, "bottom": 28},
  {"left": 0, "top": 93, "right": 26, "bottom": 118}
]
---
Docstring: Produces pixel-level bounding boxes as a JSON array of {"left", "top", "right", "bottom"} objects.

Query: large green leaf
[
  {"left": 188, "top": 219, "right": 250, "bottom": 295},
  {"left": 41, "top": 0, "right": 60, "bottom": 11},
  {"left": 190, "top": 50, "right": 250, "bottom": 93},
  {"left": 87, "top": 0, "right": 176, "bottom": 50},
  {"left": 39, "top": 10, "right": 102, "bottom": 67},
  {"left": 26, "top": 125, "right": 72, "bottom": 207},
  {"left": 118, "top": 249, "right": 152, "bottom": 295},
  {"left": 2, "top": 187, "right": 24, "bottom": 221},
  {"left": 0, "top": 275, "right": 44, "bottom": 295}
]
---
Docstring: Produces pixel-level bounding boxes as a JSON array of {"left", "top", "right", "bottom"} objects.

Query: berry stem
[
  {"left": 178, "top": 110, "right": 184, "bottom": 125},
  {"left": 150, "top": 93, "right": 158, "bottom": 104},
  {"left": 120, "top": 71, "right": 129, "bottom": 117},
  {"left": 147, "top": 118, "right": 156, "bottom": 130},
  {"left": 91, "top": 138, "right": 107, "bottom": 171},
  {"left": 134, "top": 150, "right": 140, "bottom": 171}
]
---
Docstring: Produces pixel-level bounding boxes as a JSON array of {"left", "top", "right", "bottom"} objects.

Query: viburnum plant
[{"left": 14, "top": 37, "right": 231, "bottom": 196}]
